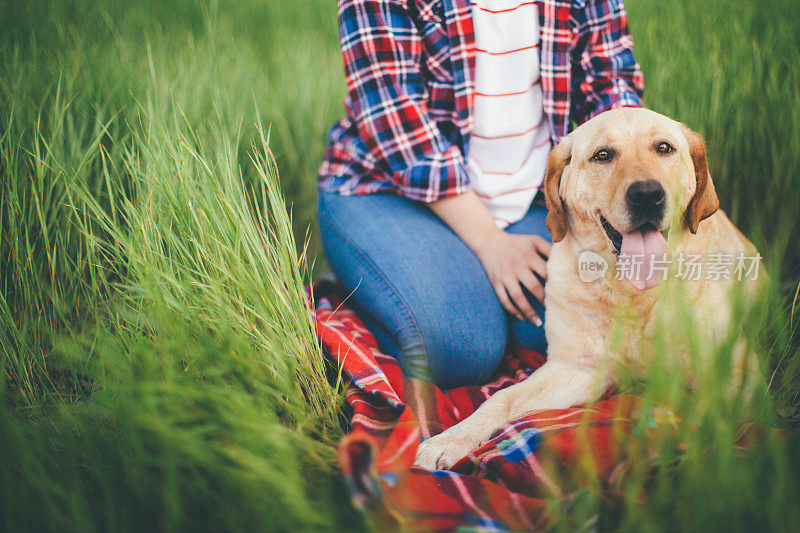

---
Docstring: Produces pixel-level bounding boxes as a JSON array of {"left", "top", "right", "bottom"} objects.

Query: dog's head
[{"left": 544, "top": 107, "right": 719, "bottom": 289}]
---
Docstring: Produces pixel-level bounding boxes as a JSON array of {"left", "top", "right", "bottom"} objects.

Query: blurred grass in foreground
[{"left": 1, "top": 0, "right": 799, "bottom": 530}]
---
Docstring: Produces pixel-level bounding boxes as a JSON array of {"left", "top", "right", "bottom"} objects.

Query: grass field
[{"left": 1, "top": 0, "right": 799, "bottom": 530}]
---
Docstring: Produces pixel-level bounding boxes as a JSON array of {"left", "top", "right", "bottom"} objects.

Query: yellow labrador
[{"left": 414, "top": 107, "right": 762, "bottom": 470}]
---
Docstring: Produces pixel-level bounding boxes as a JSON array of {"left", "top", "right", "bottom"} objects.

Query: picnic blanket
[{"left": 311, "top": 279, "right": 652, "bottom": 530}]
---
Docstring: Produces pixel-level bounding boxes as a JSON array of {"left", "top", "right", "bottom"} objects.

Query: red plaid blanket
[{"left": 312, "top": 280, "right": 648, "bottom": 530}]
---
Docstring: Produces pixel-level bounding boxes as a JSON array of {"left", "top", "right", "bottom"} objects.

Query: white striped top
[{"left": 467, "top": 0, "right": 551, "bottom": 228}]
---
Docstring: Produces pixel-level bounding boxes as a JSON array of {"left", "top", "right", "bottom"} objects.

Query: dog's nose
[{"left": 626, "top": 180, "right": 665, "bottom": 212}]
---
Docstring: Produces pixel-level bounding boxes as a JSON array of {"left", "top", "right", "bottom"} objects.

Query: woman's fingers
[
  {"left": 531, "top": 235, "right": 552, "bottom": 259},
  {"left": 493, "top": 282, "right": 524, "bottom": 321},
  {"left": 483, "top": 233, "right": 551, "bottom": 324},
  {"left": 519, "top": 270, "right": 545, "bottom": 307},
  {"left": 527, "top": 248, "right": 548, "bottom": 282},
  {"left": 505, "top": 281, "right": 541, "bottom": 326}
]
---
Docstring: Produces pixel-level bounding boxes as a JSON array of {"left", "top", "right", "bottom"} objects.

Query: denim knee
[
  {"left": 406, "top": 310, "right": 507, "bottom": 390},
  {"left": 317, "top": 190, "right": 509, "bottom": 389}
]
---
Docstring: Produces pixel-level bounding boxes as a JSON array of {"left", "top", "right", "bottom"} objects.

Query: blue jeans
[{"left": 317, "top": 191, "right": 551, "bottom": 389}]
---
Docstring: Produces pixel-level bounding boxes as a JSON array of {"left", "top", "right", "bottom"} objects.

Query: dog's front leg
[
  {"left": 413, "top": 383, "right": 515, "bottom": 471},
  {"left": 413, "top": 361, "right": 604, "bottom": 470}
]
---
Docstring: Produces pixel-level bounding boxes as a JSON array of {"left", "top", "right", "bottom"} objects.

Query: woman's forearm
[{"left": 428, "top": 190, "right": 503, "bottom": 258}]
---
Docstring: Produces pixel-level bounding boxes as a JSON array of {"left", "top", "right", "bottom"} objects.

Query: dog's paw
[{"left": 413, "top": 428, "right": 482, "bottom": 471}]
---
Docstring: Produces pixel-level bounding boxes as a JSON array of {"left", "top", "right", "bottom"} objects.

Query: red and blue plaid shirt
[{"left": 319, "top": 0, "right": 644, "bottom": 203}]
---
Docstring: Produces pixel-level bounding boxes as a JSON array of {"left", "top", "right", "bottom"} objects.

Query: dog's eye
[
  {"left": 591, "top": 149, "right": 614, "bottom": 162},
  {"left": 656, "top": 142, "right": 674, "bottom": 154}
]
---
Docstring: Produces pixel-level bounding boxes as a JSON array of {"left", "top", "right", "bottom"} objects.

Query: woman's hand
[
  {"left": 474, "top": 233, "right": 551, "bottom": 324},
  {"left": 428, "top": 190, "right": 551, "bottom": 324}
]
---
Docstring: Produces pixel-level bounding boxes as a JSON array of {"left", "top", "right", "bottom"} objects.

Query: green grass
[{"left": 1, "top": 0, "right": 799, "bottom": 530}]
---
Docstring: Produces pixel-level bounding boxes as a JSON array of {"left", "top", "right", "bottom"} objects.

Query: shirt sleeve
[
  {"left": 569, "top": 0, "right": 645, "bottom": 125},
  {"left": 337, "top": 0, "right": 471, "bottom": 202}
]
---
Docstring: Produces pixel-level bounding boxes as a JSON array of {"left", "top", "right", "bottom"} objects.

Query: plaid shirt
[{"left": 319, "top": 0, "right": 644, "bottom": 203}]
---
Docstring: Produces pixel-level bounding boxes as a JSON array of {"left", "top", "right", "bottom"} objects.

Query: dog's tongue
[{"left": 619, "top": 228, "right": 667, "bottom": 290}]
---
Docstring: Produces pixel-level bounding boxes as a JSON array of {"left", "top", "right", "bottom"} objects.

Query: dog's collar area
[{"left": 600, "top": 215, "right": 623, "bottom": 254}]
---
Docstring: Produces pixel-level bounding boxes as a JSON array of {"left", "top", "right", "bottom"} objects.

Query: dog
[{"left": 414, "top": 107, "right": 763, "bottom": 470}]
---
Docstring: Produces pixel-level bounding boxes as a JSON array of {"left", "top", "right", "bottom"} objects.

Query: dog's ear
[
  {"left": 681, "top": 125, "right": 719, "bottom": 234},
  {"left": 544, "top": 136, "right": 572, "bottom": 242}
]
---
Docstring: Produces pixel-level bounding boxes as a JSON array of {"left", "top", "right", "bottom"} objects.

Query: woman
[{"left": 317, "top": 0, "right": 644, "bottom": 389}]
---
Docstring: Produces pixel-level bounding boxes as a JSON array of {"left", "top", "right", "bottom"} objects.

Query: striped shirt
[
  {"left": 468, "top": 0, "right": 552, "bottom": 227},
  {"left": 319, "top": 0, "right": 644, "bottom": 204}
]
